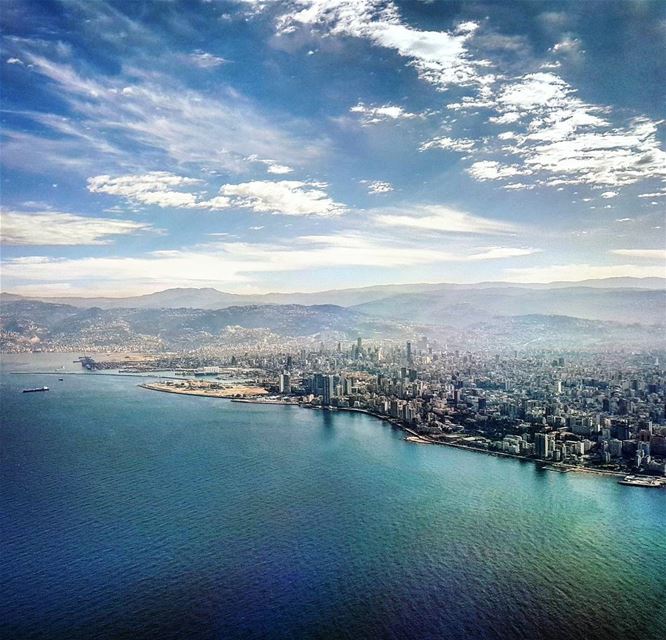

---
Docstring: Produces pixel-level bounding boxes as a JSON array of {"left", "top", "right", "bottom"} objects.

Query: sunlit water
[{"left": 2, "top": 353, "right": 665, "bottom": 639}]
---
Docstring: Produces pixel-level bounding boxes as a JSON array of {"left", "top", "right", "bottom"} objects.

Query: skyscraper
[
  {"left": 535, "top": 433, "right": 551, "bottom": 459},
  {"left": 322, "top": 375, "right": 335, "bottom": 406},
  {"left": 279, "top": 373, "right": 291, "bottom": 394}
]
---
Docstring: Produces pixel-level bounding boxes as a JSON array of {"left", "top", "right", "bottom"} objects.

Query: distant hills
[
  {"left": 0, "top": 300, "right": 403, "bottom": 350},
  {"left": 351, "top": 286, "right": 666, "bottom": 326},
  {"left": 2, "top": 277, "right": 665, "bottom": 319},
  {"left": 1, "top": 277, "right": 664, "bottom": 351},
  {"left": 1, "top": 296, "right": 662, "bottom": 352}
]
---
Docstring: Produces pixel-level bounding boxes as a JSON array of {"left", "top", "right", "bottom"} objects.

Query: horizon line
[{"left": 2, "top": 275, "right": 665, "bottom": 300}]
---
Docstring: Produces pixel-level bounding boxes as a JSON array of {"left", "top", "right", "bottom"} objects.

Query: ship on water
[
  {"left": 618, "top": 475, "right": 662, "bottom": 488},
  {"left": 22, "top": 386, "right": 49, "bottom": 393}
]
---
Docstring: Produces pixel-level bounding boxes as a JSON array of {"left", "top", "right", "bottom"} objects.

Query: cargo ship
[
  {"left": 22, "top": 386, "right": 49, "bottom": 393},
  {"left": 617, "top": 475, "right": 662, "bottom": 488}
]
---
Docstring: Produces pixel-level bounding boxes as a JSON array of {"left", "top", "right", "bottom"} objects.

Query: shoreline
[
  {"left": 232, "top": 400, "right": 637, "bottom": 480},
  {"left": 139, "top": 382, "right": 268, "bottom": 399},
  {"left": 144, "top": 389, "right": 659, "bottom": 484}
]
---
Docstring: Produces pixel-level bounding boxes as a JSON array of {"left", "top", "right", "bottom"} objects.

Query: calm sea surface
[{"left": 2, "top": 353, "right": 665, "bottom": 640}]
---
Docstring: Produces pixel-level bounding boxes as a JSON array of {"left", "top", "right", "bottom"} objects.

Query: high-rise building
[
  {"left": 535, "top": 432, "right": 551, "bottom": 459},
  {"left": 279, "top": 373, "right": 291, "bottom": 394},
  {"left": 343, "top": 377, "right": 354, "bottom": 395},
  {"left": 406, "top": 341, "right": 412, "bottom": 365},
  {"left": 322, "top": 375, "right": 335, "bottom": 406},
  {"left": 312, "top": 373, "right": 324, "bottom": 396}
]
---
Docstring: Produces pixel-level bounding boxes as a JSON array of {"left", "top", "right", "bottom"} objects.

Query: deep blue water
[{"left": 1, "top": 353, "right": 665, "bottom": 640}]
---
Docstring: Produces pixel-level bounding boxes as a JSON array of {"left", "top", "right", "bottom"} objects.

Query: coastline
[
  {"left": 231, "top": 400, "right": 636, "bottom": 480},
  {"left": 144, "top": 389, "right": 658, "bottom": 484},
  {"left": 139, "top": 382, "right": 268, "bottom": 399}
]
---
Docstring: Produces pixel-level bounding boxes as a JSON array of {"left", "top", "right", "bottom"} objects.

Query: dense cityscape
[{"left": 75, "top": 336, "right": 666, "bottom": 481}]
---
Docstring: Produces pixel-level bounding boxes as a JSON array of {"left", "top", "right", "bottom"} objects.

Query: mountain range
[
  {"left": 1, "top": 297, "right": 661, "bottom": 352},
  {"left": 2, "top": 277, "right": 664, "bottom": 325}
]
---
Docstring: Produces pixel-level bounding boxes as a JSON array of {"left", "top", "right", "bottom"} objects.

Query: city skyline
[{"left": 1, "top": 0, "right": 665, "bottom": 296}]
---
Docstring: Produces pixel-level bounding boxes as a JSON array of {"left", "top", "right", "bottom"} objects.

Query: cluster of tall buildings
[{"left": 262, "top": 338, "right": 666, "bottom": 476}]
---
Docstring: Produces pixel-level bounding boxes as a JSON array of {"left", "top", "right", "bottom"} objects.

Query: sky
[{"left": 1, "top": 0, "right": 665, "bottom": 296}]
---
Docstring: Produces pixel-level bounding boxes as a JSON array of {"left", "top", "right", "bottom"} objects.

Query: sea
[{"left": 1, "top": 353, "right": 665, "bottom": 640}]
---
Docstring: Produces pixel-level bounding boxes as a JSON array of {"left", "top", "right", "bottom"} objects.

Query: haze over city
[{"left": 1, "top": 0, "right": 665, "bottom": 297}]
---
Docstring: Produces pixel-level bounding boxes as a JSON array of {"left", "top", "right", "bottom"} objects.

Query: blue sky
[{"left": 1, "top": 0, "right": 665, "bottom": 296}]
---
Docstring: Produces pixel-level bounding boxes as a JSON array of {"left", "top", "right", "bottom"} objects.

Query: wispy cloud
[
  {"left": 350, "top": 102, "right": 418, "bottom": 125},
  {"left": 2, "top": 231, "right": 538, "bottom": 294},
  {"left": 375, "top": 205, "right": 519, "bottom": 235},
  {"left": 189, "top": 50, "right": 227, "bottom": 68},
  {"left": 364, "top": 180, "right": 394, "bottom": 194},
  {"left": 0, "top": 210, "right": 153, "bottom": 245},
  {"left": 467, "top": 161, "right": 523, "bottom": 181},
  {"left": 420, "top": 136, "right": 475, "bottom": 152},
  {"left": 246, "top": 155, "right": 294, "bottom": 174},
  {"left": 3, "top": 51, "right": 326, "bottom": 176}
]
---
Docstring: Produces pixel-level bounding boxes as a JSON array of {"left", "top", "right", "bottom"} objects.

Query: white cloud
[
  {"left": 420, "top": 136, "right": 475, "bottom": 152},
  {"left": 246, "top": 155, "right": 294, "bottom": 174},
  {"left": 365, "top": 180, "right": 394, "bottom": 194},
  {"left": 216, "top": 180, "right": 344, "bottom": 216},
  {"left": 600, "top": 191, "right": 618, "bottom": 199},
  {"left": 637, "top": 190, "right": 666, "bottom": 198},
  {"left": 488, "top": 112, "right": 521, "bottom": 124},
  {"left": 447, "top": 70, "right": 666, "bottom": 189},
  {"left": 467, "top": 246, "right": 540, "bottom": 261},
  {"left": 499, "top": 72, "right": 571, "bottom": 110},
  {"left": 350, "top": 102, "right": 418, "bottom": 125},
  {"left": 467, "top": 161, "right": 523, "bottom": 181},
  {"left": 374, "top": 204, "right": 519, "bottom": 235},
  {"left": 189, "top": 50, "right": 227, "bottom": 68},
  {"left": 6, "top": 57, "right": 24, "bottom": 65},
  {"left": 201, "top": 196, "right": 233, "bottom": 210},
  {"left": 550, "top": 37, "right": 584, "bottom": 62},
  {"left": 87, "top": 174, "right": 344, "bottom": 215},
  {"left": 266, "top": 162, "right": 294, "bottom": 174},
  {"left": 0, "top": 210, "right": 152, "bottom": 245},
  {"left": 502, "top": 182, "right": 535, "bottom": 191},
  {"left": 88, "top": 172, "right": 204, "bottom": 208},
  {"left": 611, "top": 249, "right": 666, "bottom": 260},
  {"left": 276, "top": 1, "right": 487, "bottom": 90}
]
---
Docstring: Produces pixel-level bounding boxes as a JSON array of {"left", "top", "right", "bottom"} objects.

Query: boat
[
  {"left": 618, "top": 475, "right": 662, "bottom": 488},
  {"left": 23, "top": 386, "right": 49, "bottom": 393}
]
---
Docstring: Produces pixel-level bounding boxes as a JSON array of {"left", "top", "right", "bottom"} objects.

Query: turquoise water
[{"left": 2, "top": 354, "right": 665, "bottom": 639}]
